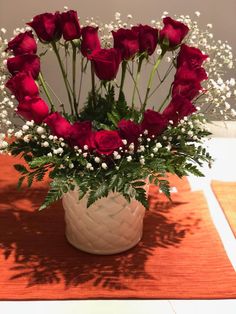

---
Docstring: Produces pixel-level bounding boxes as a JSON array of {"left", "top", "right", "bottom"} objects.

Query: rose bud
[
  {"left": 69, "top": 121, "right": 93, "bottom": 149},
  {"left": 5, "top": 72, "right": 39, "bottom": 101},
  {"left": 81, "top": 26, "right": 101, "bottom": 58},
  {"left": 159, "top": 17, "right": 189, "bottom": 50},
  {"left": 132, "top": 24, "right": 158, "bottom": 56},
  {"left": 7, "top": 31, "right": 37, "bottom": 55},
  {"left": 17, "top": 97, "right": 49, "bottom": 124},
  {"left": 60, "top": 10, "right": 81, "bottom": 41},
  {"left": 162, "top": 94, "right": 197, "bottom": 124},
  {"left": 90, "top": 48, "right": 121, "bottom": 81},
  {"left": 27, "top": 12, "right": 62, "bottom": 43},
  {"left": 177, "top": 44, "right": 208, "bottom": 68},
  {"left": 118, "top": 119, "right": 141, "bottom": 145},
  {"left": 172, "top": 80, "right": 202, "bottom": 101},
  {"left": 7, "top": 54, "right": 40, "bottom": 79},
  {"left": 112, "top": 28, "right": 139, "bottom": 60},
  {"left": 141, "top": 109, "right": 168, "bottom": 136},
  {"left": 44, "top": 112, "right": 71, "bottom": 139},
  {"left": 91, "top": 130, "right": 123, "bottom": 155}
]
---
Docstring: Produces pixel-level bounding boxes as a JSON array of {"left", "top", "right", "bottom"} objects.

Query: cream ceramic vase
[{"left": 62, "top": 186, "right": 148, "bottom": 255}]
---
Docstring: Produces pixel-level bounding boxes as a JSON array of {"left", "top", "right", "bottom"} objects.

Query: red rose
[
  {"left": 175, "top": 63, "right": 208, "bottom": 83},
  {"left": 112, "top": 28, "right": 139, "bottom": 60},
  {"left": 69, "top": 121, "right": 93, "bottom": 148},
  {"left": 7, "top": 54, "right": 40, "bottom": 79},
  {"left": 132, "top": 24, "right": 158, "bottom": 55},
  {"left": 90, "top": 48, "right": 121, "bottom": 81},
  {"left": 5, "top": 72, "right": 39, "bottom": 101},
  {"left": 159, "top": 17, "right": 189, "bottom": 49},
  {"left": 118, "top": 119, "right": 141, "bottom": 145},
  {"left": 91, "top": 130, "right": 123, "bottom": 155},
  {"left": 81, "top": 26, "right": 101, "bottom": 58},
  {"left": 172, "top": 80, "right": 202, "bottom": 100},
  {"left": 60, "top": 10, "right": 81, "bottom": 41},
  {"left": 141, "top": 109, "right": 168, "bottom": 136},
  {"left": 177, "top": 44, "right": 208, "bottom": 68},
  {"left": 7, "top": 31, "right": 37, "bottom": 55},
  {"left": 27, "top": 12, "right": 62, "bottom": 43},
  {"left": 162, "top": 95, "right": 196, "bottom": 124},
  {"left": 17, "top": 97, "right": 49, "bottom": 124},
  {"left": 44, "top": 112, "right": 71, "bottom": 139}
]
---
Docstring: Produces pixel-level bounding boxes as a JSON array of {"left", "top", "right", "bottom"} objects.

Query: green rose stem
[
  {"left": 77, "top": 57, "right": 85, "bottom": 110},
  {"left": 51, "top": 42, "right": 74, "bottom": 115},
  {"left": 158, "top": 85, "right": 173, "bottom": 112},
  {"left": 141, "top": 50, "right": 166, "bottom": 112},
  {"left": 148, "top": 62, "right": 174, "bottom": 99},
  {"left": 118, "top": 60, "right": 127, "bottom": 101},
  {"left": 71, "top": 42, "right": 78, "bottom": 117},
  {"left": 38, "top": 72, "right": 55, "bottom": 112},
  {"left": 90, "top": 62, "right": 96, "bottom": 109},
  {"left": 44, "top": 81, "right": 66, "bottom": 114},
  {"left": 131, "top": 55, "right": 144, "bottom": 111}
]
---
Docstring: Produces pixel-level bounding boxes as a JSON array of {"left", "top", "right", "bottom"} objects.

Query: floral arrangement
[{"left": 0, "top": 9, "right": 235, "bottom": 209}]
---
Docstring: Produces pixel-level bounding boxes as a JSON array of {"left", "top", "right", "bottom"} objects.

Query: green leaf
[{"left": 29, "top": 156, "right": 55, "bottom": 169}]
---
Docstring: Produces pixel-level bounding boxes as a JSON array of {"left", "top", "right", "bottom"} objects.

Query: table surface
[{"left": 1, "top": 137, "right": 236, "bottom": 314}]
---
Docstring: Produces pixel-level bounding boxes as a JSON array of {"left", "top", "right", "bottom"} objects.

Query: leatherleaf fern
[{"left": 10, "top": 113, "right": 213, "bottom": 210}]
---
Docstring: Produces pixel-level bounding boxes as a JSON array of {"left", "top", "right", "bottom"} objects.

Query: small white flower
[
  {"left": 114, "top": 154, "right": 121, "bottom": 159},
  {"left": 86, "top": 162, "right": 92, "bottom": 169},
  {"left": 139, "top": 145, "right": 145, "bottom": 152},
  {"left": 49, "top": 135, "right": 54, "bottom": 140},
  {"left": 156, "top": 142, "right": 162, "bottom": 149},
  {"left": 94, "top": 157, "right": 101, "bottom": 163},
  {"left": 26, "top": 120, "right": 34, "bottom": 127},
  {"left": 150, "top": 153, "right": 154, "bottom": 158},
  {"left": 57, "top": 147, "right": 63, "bottom": 154},
  {"left": 83, "top": 152, "right": 88, "bottom": 158},
  {"left": 229, "top": 78, "right": 235, "bottom": 86},
  {"left": 153, "top": 147, "right": 158, "bottom": 153},
  {"left": 122, "top": 139, "right": 127, "bottom": 145},
  {"left": 36, "top": 126, "right": 45, "bottom": 134},
  {"left": 113, "top": 151, "right": 119, "bottom": 157},
  {"left": 143, "top": 129, "right": 148, "bottom": 135},
  {"left": 0, "top": 140, "right": 8, "bottom": 149},
  {"left": 84, "top": 145, "right": 88, "bottom": 150},
  {"left": 195, "top": 11, "right": 201, "bottom": 17},
  {"left": 140, "top": 158, "right": 145, "bottom": 165},
  {"left": 42, "top": 141, "right": 49, "bottom": 147},
  {"left": 101, "top": 162, "right": 108, "bottom": 169},
  {"left": 22, "top": 125, "right": 29, "bottom": 131},
  {"left": 47, "top": 152, "right": 52, "bottom": 157},
  {"left": 15, "top": 130, "right": 23, "bottom": 138},
  {"left": 127, "top": 14, "right": 133, "bottom": 19},
  {"left": 126, "top": 156, "right": 132, "bottom": 162},
  {"left": 23, "top": 135, "right": 31, "bottom": 143}
]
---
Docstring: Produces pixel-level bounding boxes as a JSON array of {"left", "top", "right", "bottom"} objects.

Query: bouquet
[{"left": 0, "top": 9, "right": 235, "bottom": 210}]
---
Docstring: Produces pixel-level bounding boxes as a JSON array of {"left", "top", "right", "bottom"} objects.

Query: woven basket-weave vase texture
[{"left": 62, "top": 189, "right": 146, "bottom": 255}]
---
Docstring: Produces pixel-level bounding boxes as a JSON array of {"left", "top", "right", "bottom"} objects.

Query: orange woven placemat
[
  {"left": 0, "top": 155, "right": 236, "bottom": 300},
  {"left": 211, "top": 181, "right": 236, "bottom": 237}
]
